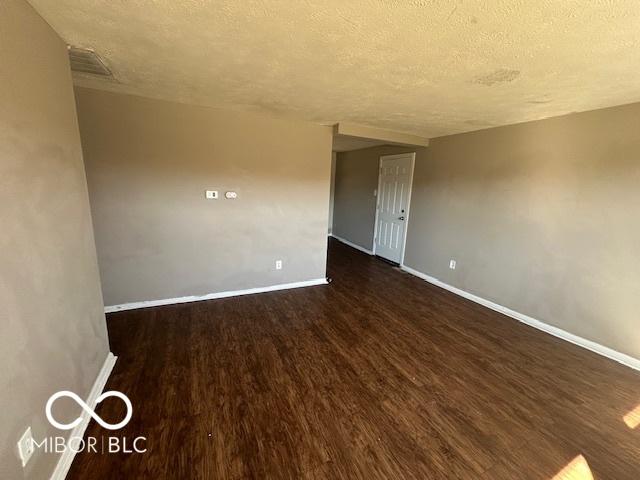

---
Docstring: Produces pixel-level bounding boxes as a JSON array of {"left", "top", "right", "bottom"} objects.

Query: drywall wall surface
[
  {"left": 328, "top": 152, "right": 336, "bottom": 233},
  {"left": 0, "top": 1, "right": 109, "bottom": 478},
  {"left": 75, "top": 87, "right": 332, "bottom": 306},
  {"left": 332, "top": 145, "right": 425, "bottom": 250},
  {"left": 404, "top": 102, "right": 640, "bottom": 360}
]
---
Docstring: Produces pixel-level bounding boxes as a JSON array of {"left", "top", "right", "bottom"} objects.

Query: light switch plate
[{"left": 18, "top": 427, "right": 34, "bottom": 467}]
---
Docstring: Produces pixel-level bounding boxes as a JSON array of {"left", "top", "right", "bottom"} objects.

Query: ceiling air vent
[{"left": 67, "top": 46, "right": 112, "bottom": 77}]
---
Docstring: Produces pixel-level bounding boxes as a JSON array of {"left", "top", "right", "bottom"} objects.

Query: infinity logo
[{"left": 45, "top": 390, "right": 133, "bottom": 431}]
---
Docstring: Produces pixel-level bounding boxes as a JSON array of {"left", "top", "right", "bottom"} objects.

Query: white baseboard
[
  {"left": 401, "top": 265, "right": 640, "bottom": 372},
  {"left": 329, "top": 234, "right": 374, "bottom": 255},
  {"left": 50, "top": 352, "right": 117, "bottom": 480},
  {"left": 105, "top": 278, "right": 328, "bottom": 313}
]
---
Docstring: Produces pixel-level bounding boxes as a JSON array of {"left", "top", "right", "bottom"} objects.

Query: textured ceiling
[{"left": 29, "top": 0, "right": 640, "bottom": 138}]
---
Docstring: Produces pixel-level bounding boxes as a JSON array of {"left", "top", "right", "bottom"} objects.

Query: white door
[{"left": 374, "top": 153, "right": 415, "bottom": 264}]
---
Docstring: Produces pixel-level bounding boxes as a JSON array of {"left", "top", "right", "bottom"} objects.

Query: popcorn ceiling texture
[{"left": 28, "top": 0, "right": 640, "bottom": 137}]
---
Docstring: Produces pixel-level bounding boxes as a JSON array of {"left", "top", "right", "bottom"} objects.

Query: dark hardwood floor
[{"left": 69, "top": 238, "right": 640, "bottom": 479}]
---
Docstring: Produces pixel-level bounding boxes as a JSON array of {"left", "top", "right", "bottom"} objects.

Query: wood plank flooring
[{"left": 68, "top": 238, "right": 640, "bottom": 479}]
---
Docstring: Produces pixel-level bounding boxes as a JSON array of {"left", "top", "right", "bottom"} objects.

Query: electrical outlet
[
  {"left": 275, "top": 260, "right": 282, "bottom": 270},
  {"left": 205, "top": 190, "right": 218, "bottom": 200},
  {"left": 17, "top": 427, "right": 34, "bottom": 467},
  {"left": 449, "top": 260, "right": 456, "bottom": 270}
]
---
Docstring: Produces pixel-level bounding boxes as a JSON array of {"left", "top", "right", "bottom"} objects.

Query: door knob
[{"left": 398, "top": 216, "right": 405, "bottom": 220}]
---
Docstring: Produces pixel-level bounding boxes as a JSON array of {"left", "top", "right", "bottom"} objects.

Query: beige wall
[
  {"left": 75, "top": 87, "right": 332, "bottom": 307},
  {"left": 328, "top": 152, "right": 336, "bottom": 234},
  {"left": 332, "top": 145, "right": 425, "bottom": 250},
  {"left": 0, "top": 1, "right": 109, "bottom": 478},
  {"left": 404, "top": 102, "right": 640, "bottom": 360}
]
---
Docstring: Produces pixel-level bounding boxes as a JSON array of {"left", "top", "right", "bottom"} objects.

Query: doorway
[{"left": 373, "top": 153, "right": 415, "bottom": 265}]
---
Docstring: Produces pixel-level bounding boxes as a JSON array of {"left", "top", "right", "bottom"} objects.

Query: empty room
[{"left": 2, "top": 0, "right": 640, "bottom": 479}]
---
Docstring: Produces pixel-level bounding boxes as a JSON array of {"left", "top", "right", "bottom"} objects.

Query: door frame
[{"left": 372, "top": 152, "right": 416, "bottom": 266}]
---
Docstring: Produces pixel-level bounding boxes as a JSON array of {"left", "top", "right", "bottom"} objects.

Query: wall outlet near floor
[
  {"left": 205, "top": 190, "right": 218, "bottom": 199},
  {"left": 449, "top": 259, "right": 456, "bottom": 270},
  {"left": 17, "top": 427, "right": 34, "bottom": 467},
  {"left": 275, "top": 260, "right": 282, "bottom": 270}
]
